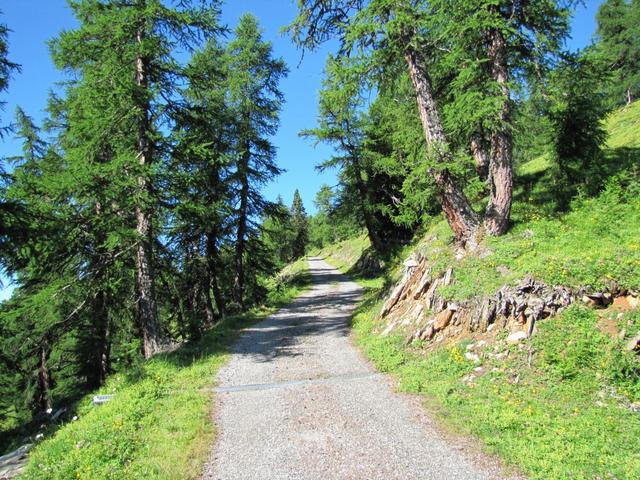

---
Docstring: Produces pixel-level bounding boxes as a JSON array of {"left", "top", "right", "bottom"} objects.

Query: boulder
[
  {"left": 507, "top": 331, "right": 528, "bottom": 344},
  {"left": 433, "top": 309, "right": 454, "bottom": 331}
]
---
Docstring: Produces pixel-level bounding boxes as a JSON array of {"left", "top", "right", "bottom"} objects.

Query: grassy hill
[{"left": 317, "top": 102, "right": 640, "bottom": 479}]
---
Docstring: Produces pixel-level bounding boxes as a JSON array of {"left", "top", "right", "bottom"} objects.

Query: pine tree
[
  {"left": 225, "top": 14, "right": 287, "bottom": 307},
  {"left": 290, "top": 190, "right": 308, "bottom": 259}
]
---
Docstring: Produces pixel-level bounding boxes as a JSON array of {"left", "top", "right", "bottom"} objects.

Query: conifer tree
[
  {"left": 597, "top": 0, "right": 640, "bottom": 105},
  {"left": 290, "top": 189, "right": 308, "bottom": 259},
  {"left": 50, "top": 0, "right": 220, "bottom": 358},
  {"left": 0, "top": 11, "right": 19, "bottom": 137},
  {"left": 225, "top": 14, "right": 287, "bottom": 307},
  {"left": 290, "top": 0, "right": 573, "bottom": 246},
  {"left": 169, "top": 38, "right": 231, "bottom": 328}
]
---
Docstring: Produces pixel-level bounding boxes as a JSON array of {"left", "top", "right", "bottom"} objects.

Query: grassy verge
[
  {"left": 19, "top": 258, "right": 311, "bottom": 480},
  {"left": 352, "top": 293, "right": 640, "bottom": 479}
]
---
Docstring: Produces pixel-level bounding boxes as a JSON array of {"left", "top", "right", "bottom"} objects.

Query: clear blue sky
[{"left": 0, "top": 0, "right": 604, "bottom": 301}]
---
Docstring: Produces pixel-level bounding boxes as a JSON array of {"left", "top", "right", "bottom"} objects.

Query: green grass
[
  {"left": 19, "top": 258, "right": 311, "bottom": 480},
  {"left": 351, "top": 292, "right": 640, "bottom": 480},
  {"left": 311, "top": 233, "right": 372, "bottom": 274}
]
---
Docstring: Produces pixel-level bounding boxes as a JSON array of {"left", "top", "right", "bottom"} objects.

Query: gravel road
[{"left": 202, "top": 257, "right": 519, "bottom": 480}]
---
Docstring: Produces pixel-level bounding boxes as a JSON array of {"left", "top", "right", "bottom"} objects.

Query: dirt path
[{"left": 202, "top": 257, "right": 519, "bottom": 480}]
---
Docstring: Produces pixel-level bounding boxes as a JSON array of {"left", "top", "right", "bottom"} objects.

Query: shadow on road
[{"left": 229, "top": 259, "right": 363, "bottom": 363}]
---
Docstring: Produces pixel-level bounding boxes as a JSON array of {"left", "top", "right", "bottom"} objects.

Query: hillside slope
[{"left": 319, "top": 102, "right": 640, "bottom": 479}]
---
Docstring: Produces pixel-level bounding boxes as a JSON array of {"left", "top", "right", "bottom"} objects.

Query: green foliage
[
  {"left": 546, "top": 50, "right": 612, "bottom": 205},
  {"left": 0, "top": 10, "right": 19, "bottom": 136},
  {"left": 596, "top": 0, "right": 640, "bottom": 105},
  {"left": 0, "top": 5, "right": 292, "bottom": 450},
  {"left": 225, "top": 13, "right": 288, "bottom": 306},
  {"left": 290, "top": 190, "right": 309, "bottom": 259}
]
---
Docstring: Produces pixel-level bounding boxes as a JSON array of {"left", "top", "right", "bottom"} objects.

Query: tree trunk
[
  {"left": 351, "top": 155, "right": 385, "bottom": 253},
  {"left": 470, "top": 135, "right": 489, "bottom": 181},
  {"left": 404, "top": 47, "right": 480, "bottom": 245},
  {"left": 234, "top": 147, "right": 250, "bottom": 308},
  {"left": 627, "top": 87, "right": 632, "bottom": 106},
  {"left": 36, "top": 341, "right": 52, "bottom": 414},
  {"left": 135, "top": 17, "right": 160, "bottom": 358},
  {"left": 206, "top": 232, "right": 225, "bottom": 318},
  {"left": 87, "top": 289, "right": 110, "bottom": 388},
  {"left": 485, "top": 24, "right": 513, "bottom": 236},
  {"left": 190, "top": 280, "right": 203, "bottom": 340}
]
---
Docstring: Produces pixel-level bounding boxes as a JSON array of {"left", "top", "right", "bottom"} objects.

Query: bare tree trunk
[
  {"left": 351, "top": 155, "right": 385, "bottom": 253},
  {"left": 404, "top": 47, "right": 480, "bottom": 245},
  {"left": 470, "top": 135, "right": 489, "bottom": 181},
  {"left": 36, "top": 341, "right": 52, "bottom": 414},
  {"left": 485, "top": 25, "right": 513, "bottom": 236},
  {"left": 627, "top": 87, "right": 632, "bottom": 106},
  {"left": 135, "top": 17, "right": 160, "bottom": 358},
  {"left": 202, "top": 273, "right": 216, "bottom": 326},
  {"left": 234, "top": 147, "right": 250, "bottom": 308},
  {"left": 87, "top": 289, "right": 110, "bottom": 388}
]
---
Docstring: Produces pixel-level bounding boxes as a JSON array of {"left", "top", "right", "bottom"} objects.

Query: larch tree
[
  {"left": 50, "top": 0, "right": 220, "bottom": 358},
  {"left": 289, "top": 0, "right": 574, "bottom": 246},
  {"left": 225, "top": 14, "right": 287, "bottom": 307},
  {"left": 596, "top": 0, "right": 640, "bottom": 105},
  {"left": 169, "top": 37, "right": 231, "bottom": 329},
  {"left": 290, "top": 189, "right": 309, "bottom": 259},
  {"left": 302, "top": 55, "right": 386, "bottom": 252}
]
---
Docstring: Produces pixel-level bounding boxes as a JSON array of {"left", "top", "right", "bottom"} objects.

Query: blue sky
[{"left": 0, "top": 0, "right": 604, "bottom": 301}]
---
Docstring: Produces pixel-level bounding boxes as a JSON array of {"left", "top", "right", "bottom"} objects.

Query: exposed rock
[
  {"left": 462, "top": 374, "right": 476, "bottom": 383},
  {"left": 443, "top": 268, "right": 453, "bottom": 286},
  {"left": 626, "top": 333, "right": 640, "bottom": 352},
  {"left": 413, "top": 268, "right": 432, "bottom": 299},
  {"left": 404, "top": 256, "right": 419, "bottom": 269},
  {"left": 434, "top": 309, "right": 454, "bottom": 331},
  {"left": 465, "top": 352, "right": 481, "bottom": 364},
  {"left": 0, "top": 444, "right": 32, "bottom": 479},
  {"left": 612, "top": 295, "right": 640, "bottom": 312},
  {"left": 381, "top": 322, "right": 397, "bottom": 337},
  {"left": 507, "top": 331, "right": 528, "bottom": 344},
  {"left": 420, "top": 324, "right": 435, "bottom": 341},
  {"left": 496, "top": 265, "right": 512, "bottom": 277},
  {"left": 377, "top": 254, "right": 632, "bottom": 353}
]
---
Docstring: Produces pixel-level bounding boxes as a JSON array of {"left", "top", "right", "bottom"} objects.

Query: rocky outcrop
[
  {"left": 378, "top": 254, "right": 638, "bottom": 347},
  {"left": 0, "top": 444, "right": 32, "bottom": 479}
]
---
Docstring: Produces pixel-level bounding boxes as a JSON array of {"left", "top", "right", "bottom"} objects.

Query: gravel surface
[{"left": 202, "top": 257, "right": 520, "bottom": 480}]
